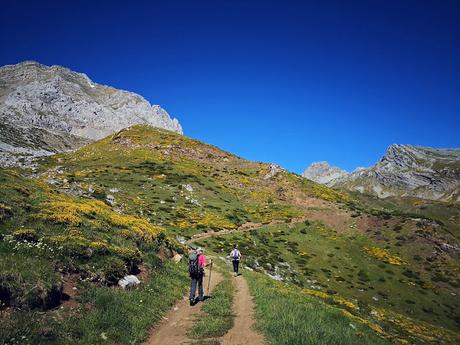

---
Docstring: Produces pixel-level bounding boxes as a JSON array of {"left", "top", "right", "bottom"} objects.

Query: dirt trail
[
  {"left": 189, "top": 219, "right": 297, "bottom": 243},
  {"left": 189, "top": 222, "right": 268, "bottom": 242},
  {"left": 220, "top": 275, "right": 265, "bottom": 345},
  {"left": 145, "top": 266, "right": 222, "bottom": 345},
  {"left": 146, "top": 221, "right": 274, "bottom": 345}
]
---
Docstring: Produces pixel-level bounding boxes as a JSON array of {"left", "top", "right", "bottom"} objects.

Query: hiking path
[{"left": 144, "top": 224, "right": 270, "bottom": 345}]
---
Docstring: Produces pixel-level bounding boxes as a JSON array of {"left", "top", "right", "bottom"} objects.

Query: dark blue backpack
[{"left": 188, "top": 252, "right": 200, "bottom": 277}]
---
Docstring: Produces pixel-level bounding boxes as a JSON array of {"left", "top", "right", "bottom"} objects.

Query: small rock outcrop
[
  {"left": 264, "top": 164, "right": 284, "bottom": 180},
  {"left": 302, "top": 145, "right": 460, "bottom": 201},
  {"left": 0, "top": 61, "right": 183, "bottom": 166}
]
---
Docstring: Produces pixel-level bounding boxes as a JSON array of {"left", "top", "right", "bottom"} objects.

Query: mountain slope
[
  {"left": 0, "top": 61, "right": 182, "bottom": 166},
  {"left": 0, "top": 125, "right": 351, "bottom": 343},
  {"left": 1, "top": 125, "right": 459, "bottom": 344},
  {"left": 303, "top": 144, "right": 460, "bottom": 201}
]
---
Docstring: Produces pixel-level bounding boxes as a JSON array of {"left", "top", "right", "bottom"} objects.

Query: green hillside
[{"left": 1, "top": 125, "right": 459, "bottom": 344}]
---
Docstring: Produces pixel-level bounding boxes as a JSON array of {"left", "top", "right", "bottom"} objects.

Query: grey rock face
[
  {"left": 302, "top": 161, "right": 348, "bottom": 186},
  {"left": 0, "top": 61, "right": 182, "bottom": 166},
  {"left": 302, "top": 145, "right": 460, "bottom": 201}
]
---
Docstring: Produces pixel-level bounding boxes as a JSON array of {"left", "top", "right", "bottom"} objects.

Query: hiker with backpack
[
  {"left": 188, "top": 247, "right": 209, "bottom": 306},
  {"left": 229, "top": 244, "right": 241, "bottom": 277}
]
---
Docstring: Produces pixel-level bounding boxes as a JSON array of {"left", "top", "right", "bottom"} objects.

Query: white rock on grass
[
  {"left": 118, "top": 275, "right": 140, "bottom": 289},
  {"left": 182, "top": 184, "right": 193, "bottom": 192}
]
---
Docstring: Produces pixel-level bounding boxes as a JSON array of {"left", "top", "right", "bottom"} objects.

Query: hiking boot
[{"left": 189, "top": 299, "right": 194, "bottom": 306}]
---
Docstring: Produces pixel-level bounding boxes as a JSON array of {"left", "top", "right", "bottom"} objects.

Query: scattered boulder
[
  {"left": 172, "top": 253, "right": 183, "bottom": 263},
  {"left": 176, "top": 236, "right": 186, "bottom": 244},
  {"left": 118, "top": 275, "right": 141, "bottom": 289},
  {"left": 105, "top": 194, "right": 115, "bottom": 206},
  {"left": 182, "top": 184, "right": 194, "bottom": 192}
]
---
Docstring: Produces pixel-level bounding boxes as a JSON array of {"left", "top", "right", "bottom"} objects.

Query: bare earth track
[
  {"left": 145, "top": 225, "right": 270, "bottom": 345},
  {"left": 220, "top": 275, "right": 265, "bottom": 345},
  {"left": 145, "top": 268, "right": 223, "bottom": 345}
]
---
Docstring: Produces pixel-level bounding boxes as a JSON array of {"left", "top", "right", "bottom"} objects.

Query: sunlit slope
[
  {"left": 36, "top": 124, "right": 350, "bottom": 237},
  {"left": 199, "top": 220, "right": 460, "bottom": 344},
  {"left": 2, "top": 124, "right": 458, "bottom": 344}
]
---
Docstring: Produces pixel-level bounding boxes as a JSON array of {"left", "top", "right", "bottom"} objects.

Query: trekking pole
[{"left": 207, "top": 260, "right": 213, "bottom": 296}]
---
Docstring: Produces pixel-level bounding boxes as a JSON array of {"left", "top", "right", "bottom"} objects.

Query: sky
[{"left": 1, "top": 0, "right": 459, "bottom": 173}]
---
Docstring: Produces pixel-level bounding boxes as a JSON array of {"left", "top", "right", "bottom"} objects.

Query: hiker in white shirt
[{"left": 229, "top": 244, "right": 242, "bottom": 277}]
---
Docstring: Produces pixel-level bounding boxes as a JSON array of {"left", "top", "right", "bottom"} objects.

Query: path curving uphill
[
  {"left": 145, "top": 223, "right": 273, "bottom": 345},
  {"left": 145, "top": 267, "right": 223, "bottom": 345}
]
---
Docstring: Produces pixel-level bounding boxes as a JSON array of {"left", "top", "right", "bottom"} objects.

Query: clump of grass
[
  {"left": 190, "top": 276, "right": 235, "bottom": 339},
  {"left": 245, "top": 271, "right": 391, "bottom": 345},
  {"left": 0, "top": 253, "right": 62, "bottom": 309}
]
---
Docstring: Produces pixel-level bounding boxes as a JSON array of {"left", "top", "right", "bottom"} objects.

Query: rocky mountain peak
[
  {"left": 0, "top": 61, "right": 183, "bottom": 166},
  {"left": 301, "top": 144, "right": 460, "bottom": 201},
  {"left": 302, "top": 161, "right": 349, "bottom": 186}
]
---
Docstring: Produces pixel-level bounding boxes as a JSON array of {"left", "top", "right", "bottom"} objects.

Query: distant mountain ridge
[
  {"left": 0, "top": 61, "right": 182, "bottom": 166},
  {"left": 302, "top": 144, "right": 460, "bottom": 201}
]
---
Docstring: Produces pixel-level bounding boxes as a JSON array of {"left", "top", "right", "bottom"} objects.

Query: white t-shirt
[{"left": 230, "top": 249, "right": 241, "bottom": 260}]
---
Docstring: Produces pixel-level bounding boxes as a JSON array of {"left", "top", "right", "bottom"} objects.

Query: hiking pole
[{"left": 207, "top": 260, "right": 213, "bottom": 296}]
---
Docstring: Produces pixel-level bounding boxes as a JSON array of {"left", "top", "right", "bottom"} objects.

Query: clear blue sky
[{"left": 1, "top": 0, "right": 459, "bottom": 173}]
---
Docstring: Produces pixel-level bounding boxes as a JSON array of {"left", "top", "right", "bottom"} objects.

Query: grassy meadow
[
  {"left": 198, "top": 219, "right": 460, "bottom": 344},
  {"left": 1, "top": 125, "right": 459, "bottom": 344}
]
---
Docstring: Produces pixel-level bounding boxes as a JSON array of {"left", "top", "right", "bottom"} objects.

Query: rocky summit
[
  {"left": 0, "top": 61, "right": 182, "bottom": 167},
  {"left": 303, "top": 144, "right": 460, "bottom": 201},
  {"left": 301, "top": 161, "right": 348, "bottom": 185}
]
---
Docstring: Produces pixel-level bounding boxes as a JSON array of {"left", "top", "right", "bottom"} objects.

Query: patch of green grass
[
  {"left": 190, "top": 275, "right": 234, "bottom": 339},
  {"left": 245, "top": 271, "right": 391, "bottom": 345},
  {"left": 199, "top": 220, "right": 460, "bottom": 340},
  {"left": 0, "top": 251, "right": 61, "bottom": 309},
  {"left": 1, "top": 261, "right": 188, "bottom": 345}
]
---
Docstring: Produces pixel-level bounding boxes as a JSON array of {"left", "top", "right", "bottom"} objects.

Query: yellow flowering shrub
[
  {"left": 244, "top": 204, "right": 301, "bottom": 224},
  {"left": 311, "top": 183, "right": 350, "bottom": 203},
  {"left": 111, "top": 246, "right": 142, "bottom": 263},
  {"left": 363, "top": 246, "right": 405, "bottom": 265},
  {"left": 370, "top": 306, "right": 460, "bottom": 344},
  {"left": 0, "top": 202, "right": 13, "bottom": 219},
  {"left": 13, "top": 228, "right": 38, "bottom": 242},
  {"left": 48, "top": 234, "right": 141, "bottom": 262},
  {"left": 90, "top": 240, "right": 110, "bottom": 251},
  {"left": 302, "top": 288, "right": 359, "bottom": 311},
  {"left": 35, "top": 192, "right": 164, "bottom": 242},
  {"left": 174, "top": 207, "right": 237, "bottom": 230},
  {"left": 109, "top": 213, "right": 164, "bottom": 241},
  {"left": 35, "top": 196, "right": 107, "bottom": 225},
  {"left": 301, "top": 285, "right": 459, "bottom": 344}
]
